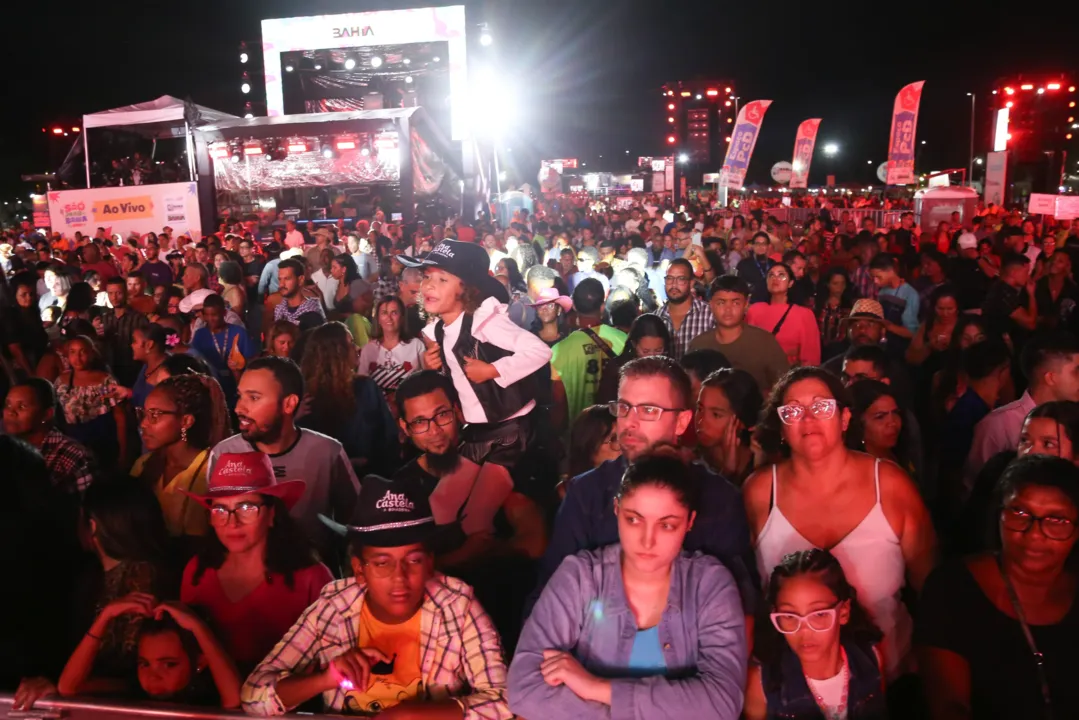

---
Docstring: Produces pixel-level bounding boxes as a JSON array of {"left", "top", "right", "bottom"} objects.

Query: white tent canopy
[
  {"left": 81, "top": 95, "right": 237, "bottom": 187},
  {"left": 83, "top": 95, "right": 238, "bottom": 138}
]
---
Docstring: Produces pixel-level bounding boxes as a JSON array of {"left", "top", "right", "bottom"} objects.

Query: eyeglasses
[
  {"left": 362, "top": 554, "right": 427, "bottom": 579},
  {"left": 1001, "top": 506, "right": 1077, "bottom": 541},
  {"left": 608, "top": 401, "right": 683, "bottom": 422},
  {"left": 136, "top": 407, "right": 180, "bottom": 423},
  {"left": 406, "top": 408, "right": 456, "bottom": 434},
  {"left": 209, "top": 502, "right": 265, "bottom": 527},
  {"left": 664, "top": 275, "right": 692, "bottom": 285},
  {"left": 777, "top": 398, "right": 837, "bottom": 425},
  {"left": 770, "top": 605, "right": 840, "bottom": 634}
]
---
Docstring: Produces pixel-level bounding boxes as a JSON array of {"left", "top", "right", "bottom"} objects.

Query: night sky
[{"left": 3, "top": 0, "right": 1077, "bottom": 198}]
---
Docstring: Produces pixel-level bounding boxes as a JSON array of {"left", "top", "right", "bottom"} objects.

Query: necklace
[{"left": 805, "top": 648, "right": 849, "bottom": 720}]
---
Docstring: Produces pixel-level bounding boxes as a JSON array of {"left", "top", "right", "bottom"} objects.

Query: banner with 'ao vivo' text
[
  {"left": 719, "top": 100, "right": 772, "bottom": 190},
  {"left": 48, "top": 182, "right": 202, "bottom": 241},
  {"left": 789, "top": 118, "right": 822, "bottom": 189},
  {"left": 885, "top": 81, "right": 925, "bottom": 185}
]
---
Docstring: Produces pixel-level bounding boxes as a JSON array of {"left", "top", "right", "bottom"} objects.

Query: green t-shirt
[{"left": 552, "top": 325, "right": 628, "bottom": 422}]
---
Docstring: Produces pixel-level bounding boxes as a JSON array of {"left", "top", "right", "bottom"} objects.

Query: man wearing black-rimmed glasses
[
  {"left": 393, "top": 371, "right": 547, "bottom": 569},
  {"left": 531, "top": 355, "right": 756, "bottom": 617}
]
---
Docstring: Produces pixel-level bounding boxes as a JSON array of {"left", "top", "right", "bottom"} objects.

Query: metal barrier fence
[
  {"left": 0, "top": 695, "right": 296, "bottom": 720},
  {"left": 767, "top": 207, "right": 904, "bottom": 230}
]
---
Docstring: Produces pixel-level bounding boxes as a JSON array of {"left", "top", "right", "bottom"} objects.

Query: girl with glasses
[
  {"left": 918, "top": 455, "right": 1079, "bottom": 719},
  {"left": 746, "top": 367, "right": 937, "bottom": 687},
  {"left": 744, "top": 549, "right": 885, "bottom": 720}
]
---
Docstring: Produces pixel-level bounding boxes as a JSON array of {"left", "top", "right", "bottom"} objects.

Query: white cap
[
  {"left": 178, "top": 288, "right": 213, "bottom": 314},
  {"left": 957, "top": 232, "right": 978, "bottom": 251}
]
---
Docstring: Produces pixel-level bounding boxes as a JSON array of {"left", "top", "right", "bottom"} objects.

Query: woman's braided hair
[{"left": 154, "top": 373, "right": 231, "bottom": 449}]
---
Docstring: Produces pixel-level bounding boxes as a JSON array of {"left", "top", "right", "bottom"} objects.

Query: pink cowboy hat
[{"left": 524, "top": 287, "right": 573, "bottom": 312}]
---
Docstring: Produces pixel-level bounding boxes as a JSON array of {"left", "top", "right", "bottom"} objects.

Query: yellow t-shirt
[{"left": 343, "top": 603, "right": 423, "bottom": 716}]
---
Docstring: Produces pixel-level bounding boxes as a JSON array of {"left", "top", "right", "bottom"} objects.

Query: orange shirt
[{"left": 343, "top": 603, "right": 423, "bottom": 715}]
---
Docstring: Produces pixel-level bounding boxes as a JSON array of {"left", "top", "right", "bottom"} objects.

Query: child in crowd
[
  {"left": 744, "top": 549, "right": 886, "bottom": 720},
  {"left": 404, "top": 239, "right": 553, "bottom": 535},
  {"left": 58, "top": 596, "right": 241, "bottom": 708}
]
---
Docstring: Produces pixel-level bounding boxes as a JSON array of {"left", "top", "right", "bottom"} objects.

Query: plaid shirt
[
  {"left": 851, "top": 265, "right": 879, "bottom": 301},
  {"left": 39, "top": 428, "right": 96, "bottom": 494},
  {"left": 241, "top": 575, "right": 511, "bottom": 719},
  {"left": 372, "top": 276, "right": 400, "bottom": 308},
  {"left": 655, "top": 297, "right": 716, "bottom": 359}
]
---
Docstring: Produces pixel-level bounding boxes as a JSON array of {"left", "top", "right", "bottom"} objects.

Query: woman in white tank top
[{"left": 743, "top": 367, "right": 938, "bottom": 682}]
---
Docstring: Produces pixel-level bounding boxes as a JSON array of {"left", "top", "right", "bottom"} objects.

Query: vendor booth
[
  {"left": 49, "top": 96, "right": 238, "bottom": 239},
  {"left": 193, "top": 106, "right": 461, "bottom": 230}
]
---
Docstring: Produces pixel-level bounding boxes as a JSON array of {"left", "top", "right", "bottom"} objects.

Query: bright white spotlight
[
  {"left": 241, "top": 82, "right": 251, "bottom": 94},
  {"left": 467, "top": 65, "right": 515, "bottom": 139},
  {"left": 433, "top": 56, "right": 441, "bottom": 62},
  {"left": 370, "top": 56, "right": 383, "bottom": 68},
  {"left": 285, "top": 65, "right": 294, "bottom": 72},
  {"left": 403, "top": 58, "right": 411, "bottom": 65},
  {"left": 678, "top": 153, "right": 689, "bottom": 163},
  {"left": 823, "top": 143, "right": 838, "bottom": 156},
  {"left": 240, "top": 52, "right": 248, "bottom": 64},
  {"left": 344, "top": 58, "right": 356, "bottom": 70},
  {"left": 322, "top": 146, "right": 334, "bottom": 159},
  {"left": 405, "top": 76, "right": 413, "bottom": 84},
  {"left": 244, "top": 113, "right": 254, "bottom": 119},
  {"left": 480, "top": 31, "right": 493, "bottom": 46},
  {"left": 314, "top": 64, "right": 322, "bottom": 70},
  {"left": 498, "top": 171, "right": 507, "bottom": 181},
  {"left": 360, "top": 148, "right": 370, "bottom": 157}
]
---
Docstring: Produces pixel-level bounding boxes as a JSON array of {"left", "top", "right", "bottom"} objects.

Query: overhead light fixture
[
  {"left": 243, "top": 142, "right": 264, "bottom": 156},
  {"left": 695, "top": 93, "right": 702, "bottom": 100},
  {"left": 240, "top": 52, "right": 249, "bottom": 64},
  {"left": 706, "top": 89, "right": 718, "bottom": 96},
  {"left": 1048, "top": 83, "right": 1061, "bottom": 90},
  {"left": 287, "top": 142, "right": 308, "bottom": 153},
  {"left": 314, "top": 64, "right": 322, "bottom": 70},
  {"left": 680, "top": 91, "right": 691, "bottom": 97},
  {"left": 321, "top": 143, "right": 335, "bottom": 159},
  {"left": 405, "top": 76, "right": 413, "bottom": 84},
  {"left": 369, "top": 55, "right": 383, "bottom": 68},
  {"left": 335, "top": 138, "right": 357, "bottom": 151},
  {"left": 241, "top": 82, "right": 251, "bottom": 94},
  {"left": 285, "top": 65, "right": 294, "bottom": 72},
  {"left": 667, "top": 135, "right": 676, "bottom": 144},
  {"left": 244, "top": 113, "right": 254, "bottom": 119},
  {"left": 433, "top": 56, "right": 440, "bottom": 62},
  {"left": 678, "top": 153, "right": 689, "bottom": 163},
  {"left": 360, "top": 147, "right": 371, "bottom": 157},
  {"left": 479, "top": 24, "right": 493, "bottom": 46},
  {"left": 344, "top": 58, "right": 356, "bottom": 70},
  {"left": 1021, "top": 84, "right": 1033, "bottom": 90},
  {"left": 403, "top": 58, "right": 411, "bottom": 65}
]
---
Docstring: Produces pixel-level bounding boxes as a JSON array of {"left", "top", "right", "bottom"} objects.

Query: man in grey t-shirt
[{"left": 208, "top": 357, "right": 360, "bottom": 559}]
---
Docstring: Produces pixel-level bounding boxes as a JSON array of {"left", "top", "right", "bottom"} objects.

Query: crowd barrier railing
[
  {"left": 767, "top": 207, "right": 904, "bottom": 230},
  {"left": 0, "top": 695, "right": 305, "bottom": 720}
]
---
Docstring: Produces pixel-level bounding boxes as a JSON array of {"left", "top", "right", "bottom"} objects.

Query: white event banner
[{"left": 48, "top": 182, "right": 202, "bottom": 240}]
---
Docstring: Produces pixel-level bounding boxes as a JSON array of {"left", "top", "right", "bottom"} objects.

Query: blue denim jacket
[
  {"left": 533, "top": 457, "right": 758, "bottom": 615},
  {"left": 761, "top": 640, "right": 886, "bottom": 720},
  {"left": 509, "top": 544, "right": 747, "bottom": 720}
]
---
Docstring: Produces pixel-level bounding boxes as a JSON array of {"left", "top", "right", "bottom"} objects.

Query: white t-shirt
[{"left": 357, "top": 338, "right": 425, "bottom": 390}]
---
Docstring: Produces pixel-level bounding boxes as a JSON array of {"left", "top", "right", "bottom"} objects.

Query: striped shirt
[
  {"left": 655, "top": 297, "right": 716, "bottom": 359},
  {"left": 273, "top": 296, "right": 326, "bottom": 325},
  {"left": 241, "top": 575, "right": 512, "bottom": 719}
]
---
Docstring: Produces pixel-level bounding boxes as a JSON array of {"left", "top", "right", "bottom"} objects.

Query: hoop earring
[{"left": 181, "top": 427, "right": 188, "bottom": 443}]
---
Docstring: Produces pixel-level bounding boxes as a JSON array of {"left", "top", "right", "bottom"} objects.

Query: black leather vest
[{"left": 434, "top": 312, "right": 532, "bottom": 424}]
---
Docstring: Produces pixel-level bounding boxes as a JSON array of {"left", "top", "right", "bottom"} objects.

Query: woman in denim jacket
[
  {"left": 508, "top": 453, "right": 748, "bottom": 720},
  {"left": 744, "top": 549, "right": 887, "bottom": 719}
]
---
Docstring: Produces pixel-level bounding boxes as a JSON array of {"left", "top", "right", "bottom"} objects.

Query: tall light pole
[{"left": 967, "top": 92, "right": 976, "bottom": 186}]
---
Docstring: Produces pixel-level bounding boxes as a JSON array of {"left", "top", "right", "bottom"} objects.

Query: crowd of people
[{"left": 2, "top": 193, "right": 1079, "bottom": 719}]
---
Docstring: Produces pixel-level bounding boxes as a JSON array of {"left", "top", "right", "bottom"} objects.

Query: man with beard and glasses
[
  {"left": 393, "top": 371, "right": 548, "bottom": 570},
  {"left": 656, "top": 258, "right": 714, "bottom": 359},
  {"left": 208, "top": 356, "right": 359, "bottom": 560},
  {"left": 531, "top": 356, "right": 756, "bottom": 618}
]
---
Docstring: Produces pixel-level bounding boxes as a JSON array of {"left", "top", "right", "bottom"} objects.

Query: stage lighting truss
[
  {"left": 243, "top": 140, "right": 264, "bottom": 156},
  {"left": 335, "top": 135, "right": 359, "bottom": 151}
]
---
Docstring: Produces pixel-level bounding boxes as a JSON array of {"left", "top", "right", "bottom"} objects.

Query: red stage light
[
  {"left": 706, "top": 89, "right": 718, "bottom": 96},
  {"left": 680, "top": 91, "right": 691, "bottom": 97},
  {"left": 1021, "top": 84, "right": 1033, "bottom": 90},
  {"left": 1071, "top": 101, "right": 1077, "bottom": 108},
  {"left": 210, "top": 146, "right": 229, "bottom": 159},
  {"left": 1006, "top": 101, "right": 1014, "bottom": 108},
  {"left": 51, "top": 128, "right": 63, "bottom": 135},
  {"left": 725, "top": 87, "right": 732, "bottom": 93},
  {"left": 243, "top": 145, "right": 263, "bottom": 156},
  {"left": 1004, "top": 87, "right": 1014, "bottom": 95},
  {"left": 667, "top": 103, "right": 675, "bottom": 110},
  {"left": 667, "top": 135, "right": 676, "bottom": 144},
  {"left": 668, "top": 117, "right": 675, "bottom": 123},
  {"left": 336, "top": 140, "right": 357, "bottom": 150},
  {"left": 1047, "top": 83, "right": 1061, "bottom": 90},
  {"left": 1070, "top": 86, "right": 1077, "bottom": 92},
  {"left": 287, "top": 143, "right": 308, "bottom": 153},
  {"left": 1068, "top": 134, "right": 1074, "bottom": 140},
  {"left": 71, "top": 127, "right": 80, "bottom": 132},
  {"left": 725, "top": 136, "right": 731, "bottom": 143}
]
